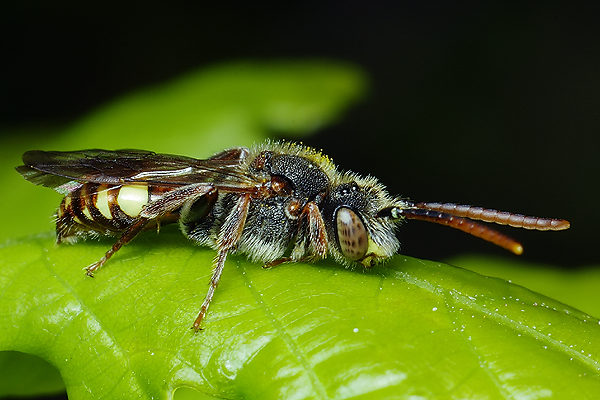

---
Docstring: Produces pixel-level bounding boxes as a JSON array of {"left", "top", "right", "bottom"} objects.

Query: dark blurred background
[{"left": 2, "top": 2, "right": 598, "bottom": 268}]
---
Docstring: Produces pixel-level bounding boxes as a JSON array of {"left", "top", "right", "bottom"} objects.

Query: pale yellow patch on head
[
  {"left": 359, "top": 237, "right": 394, "bottom": 267},
  {"left": 366, "top": 237, "right": 389, "bottom": 258},
  {"left": 117, "top": 185, "right": 149, "bottom": 217}
]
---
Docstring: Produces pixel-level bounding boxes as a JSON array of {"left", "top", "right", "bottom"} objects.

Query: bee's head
[{"left": 324, "top": 175, "right": 406, "bottom": 268}]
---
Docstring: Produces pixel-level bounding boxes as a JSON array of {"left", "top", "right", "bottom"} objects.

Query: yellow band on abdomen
[
  {"left": 96, "top": 187, "right": 113, "bottom": 219},
  {"left": 117, "top": 185, "right": 149, "bottom": 217}
]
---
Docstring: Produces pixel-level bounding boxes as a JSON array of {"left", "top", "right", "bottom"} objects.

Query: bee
[{"left": 17, "top": 142, "right": 570, "bottom": 331}]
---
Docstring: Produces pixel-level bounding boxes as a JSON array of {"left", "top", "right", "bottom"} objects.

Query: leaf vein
[
  {"left": 396, "top": 269, "right": 600, "bottom": 374},
  {"left": 34, "top": 237, "right": 151, "bottom": 399},
  {"left": 235, "top": 260, "right": 330, "bottom": 400},
  {"left": 443, "top": 292, "right": 514, "bottom": 399}
]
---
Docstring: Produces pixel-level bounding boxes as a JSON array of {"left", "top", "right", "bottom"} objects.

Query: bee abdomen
[{"left": 57, "top": 183, "right": 160, "bottom": 242}]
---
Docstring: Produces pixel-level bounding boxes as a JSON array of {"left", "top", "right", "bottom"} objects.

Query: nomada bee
[{"left": 17, "top": 142, "right": 570, "bottom": 331}]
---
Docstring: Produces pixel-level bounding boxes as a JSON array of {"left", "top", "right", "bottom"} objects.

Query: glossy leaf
[
  {"left": 0, "top": 231, "right": 599, "bottom": 399},
  {"left": 449, "top": 254, "right": 600, "bottom": 318},
  {"left": 0, "top": 352, "right": 65, "bottom": 397}
]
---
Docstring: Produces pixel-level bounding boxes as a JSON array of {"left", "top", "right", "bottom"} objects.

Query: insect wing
[{"left": 17, "top": 149, "right": 258, "bottom": 193}]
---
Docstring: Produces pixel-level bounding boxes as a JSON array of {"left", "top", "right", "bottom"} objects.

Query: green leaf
[
  {"left": 0, "top": 351, "right": 65, "bottom": 397},
  {"left": 1, "top": 231, "right": 599, "bottom": 399},
  {"left": 57, "top": 60, "right": 366, "bottom": 152},
  {"left": 449, "top": 254, "right": 600, "bottom": 319}
]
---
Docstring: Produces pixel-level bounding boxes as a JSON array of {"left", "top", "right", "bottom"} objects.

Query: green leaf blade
[
  {"left": 449, "top": 254, "right": 600, "bottom": 319},
  {"left": 1, "top": 232, "right": 599, "bottom": 399},
  {"left": 0, "top": 352, "right": 65, "bottom": 397}
]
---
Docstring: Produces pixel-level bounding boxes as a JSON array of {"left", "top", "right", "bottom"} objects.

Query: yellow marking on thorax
[
  {"left": 95, "top": 188, "right": 113, "bottom": 219},
  {"left": 117, "top": 185, "right": 149, "bottom": 217}
]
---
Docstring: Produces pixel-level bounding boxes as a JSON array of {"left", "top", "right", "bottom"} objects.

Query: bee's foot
[
  {"left": 84, "top": 264, "right": 99, "bottom": 277},
  {"left": 263, "top": 257, "right": 291, "bottom": 269}
]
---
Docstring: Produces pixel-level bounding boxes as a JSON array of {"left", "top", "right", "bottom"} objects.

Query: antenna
[{"left": 383, "top": 202, "right": 570, "bottom": 254}]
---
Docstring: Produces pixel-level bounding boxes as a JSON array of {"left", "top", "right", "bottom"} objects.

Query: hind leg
[{"left": 85, "top": 183, "right": 216, "bottom": 276}]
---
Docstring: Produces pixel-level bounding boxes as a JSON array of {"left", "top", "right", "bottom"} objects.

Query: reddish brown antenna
[
  {"left": 414, "top": 202, "right": 570, "bottom": 231},
  {"left": 387, "top": 202, "right": 570, "bottom": 255}
]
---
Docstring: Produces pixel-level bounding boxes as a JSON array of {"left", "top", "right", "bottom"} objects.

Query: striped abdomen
[{"left": 56, "top": 183, "right": 175, "bottom": 243}]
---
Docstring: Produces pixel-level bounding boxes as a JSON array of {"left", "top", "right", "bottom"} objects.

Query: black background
[{"left": 2, "top": 2, "right": 598, "bottom": 269}]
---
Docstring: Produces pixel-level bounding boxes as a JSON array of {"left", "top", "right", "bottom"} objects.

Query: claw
[
  {"left": 191, "top": 320, "right": 204, "bottom": 333},
  {"left": 263, "top": 257, "right": 291, "bottom": 269},
  {"left": 84, "top": 263, "right": 100, "bottom": 277},
  {"left": 83, "top": 265, "right": 95, "bottom": 277}
]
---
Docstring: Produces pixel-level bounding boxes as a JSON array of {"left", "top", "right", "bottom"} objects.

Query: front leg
[
  {"left": 266, "top": 201, "right": 328, "bottom": 269},
  {"left": 304, "top": 201, "right": 328, "bottom": 259},
  {"left": 192, "top": 193, "right": 251, "bottom": 332},
  {"left": 85, "top": 184, "right": 216, "bottom": 276}
]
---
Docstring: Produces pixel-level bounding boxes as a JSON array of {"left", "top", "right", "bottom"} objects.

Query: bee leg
[
  {"left": 86, "top": 184, "right": 216, "bottom": 277},
  {"left": 192, "top": 193, "right": 251, "bottom": 332},
  {"left": 85, "top": 217, "right": 149, "bottom": 276},
  {"left": 263, "top": 255, "right": 322, "bottom": 269},
  {"left": 298, "top": 201, "right": 328, "bottom": 259},
  {"left": 262, "top": 257, "right": 292, "bottom": 269},
  {"left": 271, "top": 201, "right": 328, "bottom": 270},
  {"left": 140, "top": 184, "right": 216, "bottom": 219}
]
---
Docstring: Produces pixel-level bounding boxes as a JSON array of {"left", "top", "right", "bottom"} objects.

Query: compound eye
[{"left": 335, "top": 207, "right": 368, "bottom": 261}]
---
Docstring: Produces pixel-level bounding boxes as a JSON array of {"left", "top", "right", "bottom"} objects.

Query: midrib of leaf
[
  {"left": 394, "top": 264, "right": 600, "bottom": 374},
  {"left": 445, "top": 366, "right": 480, "bottom": 399},
  {"left": 34, "top": 236, "right": 150, "bottom": 399},
  {"left": 443, "top": 292, "right": 514, "bottom": 400},
  {"left": 236, "top": 261, "right": 329, "bottom": 400}
]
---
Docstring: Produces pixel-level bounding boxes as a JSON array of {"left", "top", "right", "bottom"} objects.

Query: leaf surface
[
  {"left": 449, "top": 255, "right": 600, "bottom": 318},
  {"left": 0, "top": 351, "right": 65, "bottom": 397},
  {"left": 1, "top": 231, "right": 599, "bottom": 399}
]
